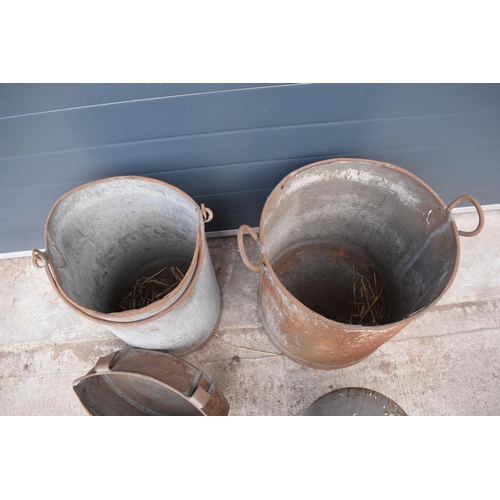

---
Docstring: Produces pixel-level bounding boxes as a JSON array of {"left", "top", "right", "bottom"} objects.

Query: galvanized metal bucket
[
  {"left": 238, "top": 158, "right": 484, "bottom": 370},
  {"left": 33, "top": 176, "right": 221, "bottom": 354},
  {"left": 73, "top": 349, "right": 229, "bottom": 416}
]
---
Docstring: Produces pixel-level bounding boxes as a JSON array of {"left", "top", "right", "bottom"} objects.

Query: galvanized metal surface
[
  {"left": 73, "top": 349, "right": 229, "bottom": 416},
  {"left": 303, "top": 387, "right": 407, "bottom": 416},
  {"left": 239, "top": 158, "right": 484, "bottom": 369},
  {"left": 33, "top": 176, "right": 221, "bottom": 354},
  {"left": 105, "top": 234, "right": 221, "bottom": 353}
]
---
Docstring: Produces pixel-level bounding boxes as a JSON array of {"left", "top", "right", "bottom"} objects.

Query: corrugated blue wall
[{"left": 1, "top": 83, "right": 499, "bottom": 253}]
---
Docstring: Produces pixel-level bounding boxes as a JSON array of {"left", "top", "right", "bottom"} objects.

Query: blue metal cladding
[{"left": 1, "top": 83, "right": 499, "bottom": 253}]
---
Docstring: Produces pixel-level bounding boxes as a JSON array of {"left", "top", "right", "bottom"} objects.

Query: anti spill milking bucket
[
  {"left": 73, "top": 349, "right": 229, "bottom": 416},
  {"left": 32, "top": 176, "right": 221, "bottom": 354},
  {"left": 238, "top": 158, "right": 484, "bottom": 370}
]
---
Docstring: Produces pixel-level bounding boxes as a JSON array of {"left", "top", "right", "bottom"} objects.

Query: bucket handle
[
  {"left": 32, "top": 248, "right": 48, "bottom": 268},
  {"left": 200, "top": 203, "right": 213, "bottom": 223},
  {"left": 94, "top": 352, "right": 119, "bottom": 373},
  {"left": 446, "top": 195, "right": 485, "bottom": 237},
  {"left": 189, "top": 373, "right": 214, "bottom": 410},
  {"left": 237, "top": 225, "right": 264, "bottom": 273}
]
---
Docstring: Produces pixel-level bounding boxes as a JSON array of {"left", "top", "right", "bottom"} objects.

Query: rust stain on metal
[
  {"left": 240, "top": 158, "right": 485, "bottom": 370},
  {"left": 73, "top": 349, "right": 229, "bottom": 416},
  {"left": 259, "top": 268, "right": 406, "bottom": 369}
]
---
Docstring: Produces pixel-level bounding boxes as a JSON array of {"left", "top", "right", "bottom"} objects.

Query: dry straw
[
  {"left": 349, "top": 265, "right": 386, "bottom": 326},
  {"left": 120, "top": 266, "right": 185, "bottom": 311}
]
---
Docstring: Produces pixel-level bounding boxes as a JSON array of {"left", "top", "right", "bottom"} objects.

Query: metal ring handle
[
  {"left": 32, "top": 249, "right": 48, "bottom": 268},
  {"left": 200, "top": 204, "right": 213, "bottom": 223},
  {"left": 237, "top": 225, "right": 264, "bottom": 273},
  {"left": 446, "top": 195, "right": 485, "bottom": 237}
]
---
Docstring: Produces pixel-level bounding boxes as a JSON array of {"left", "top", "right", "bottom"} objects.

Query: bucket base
[
  {"left": 271, "top": 240, "right": 392, "bottom": 326},
  {"left": 119, "top": 257, "right": 192, "bottom": 313}
]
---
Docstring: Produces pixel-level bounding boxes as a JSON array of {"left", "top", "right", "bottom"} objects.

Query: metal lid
[
  {"left": 303, "top": 387, "right": 407, "bottom": 416},
  {"left": 73, "top": 349, "right": 229, "bottom": 416}
]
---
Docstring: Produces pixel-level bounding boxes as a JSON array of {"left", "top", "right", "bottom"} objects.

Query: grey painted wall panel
[
  {"left": 0, "top": 214, "right": 44, "bottom": 242},
  {"left": 1, "top": 83, "right": 499, "bottom": 253},
  {"left": 0, "top": 191, "right": 33, "bottom": 220},
  {"left": 0, "top": 83, "right": 283, "bottom": 118},
  {"left": 2, "top": 111, "right": 499, "bottom": 190},
  {"left": 2, "top": 83, "right": 500, "bottom": 159}
]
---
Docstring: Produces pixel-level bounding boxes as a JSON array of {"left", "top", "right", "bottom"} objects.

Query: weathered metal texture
[
  {"left": 105, "top": 234, "right": 221, "bottom": 353},
  {"left": 73, "top": 349, "right": 229, "bottom": 416},
  {"left": 32, "top": 176, "right": 220, "bottom": 354},
  {"left": 239, "top": 158, "right": 484, "bottom": 370},
  {"left": 303, "top": 387, "right": 407, "bottom": 416}
]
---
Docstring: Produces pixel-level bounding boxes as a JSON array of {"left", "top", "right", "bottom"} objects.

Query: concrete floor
[{"left": 1, "top": 210, "right": 499, "bottom": 416}]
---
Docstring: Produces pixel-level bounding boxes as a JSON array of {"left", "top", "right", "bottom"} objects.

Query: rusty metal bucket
[
  {"left": 32, "top": 176, "right": 221, "bottom": 354},
  {"left": 238, "top": 158, "right": 484, "bottom": 370},
  {"left": 73, "top": 349, "right": 229, "bottom": 416}
]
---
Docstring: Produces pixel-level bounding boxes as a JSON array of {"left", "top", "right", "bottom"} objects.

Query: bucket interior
[
  {"left": 74, "top": 374, "right": 203, "bottom": 416},
  {"left": 46, "top": 178, "right": 200, "bottom": 314},
  {"left": 262, "top": 161, "right": 458, "bottom": 325}
]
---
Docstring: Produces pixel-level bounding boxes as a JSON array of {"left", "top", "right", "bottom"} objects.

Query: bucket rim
[
  {"left": 42, "top": 175, "right": 205, "bottom": 323},
  {"left": 302, "top": 387, "right": 408, "bottom": 416},
  {"left": 46, "top": 228, "right": 221, "bottom": 356},
  {"left": 257, "top": 157, "right": 461, "bottom": 331}
]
